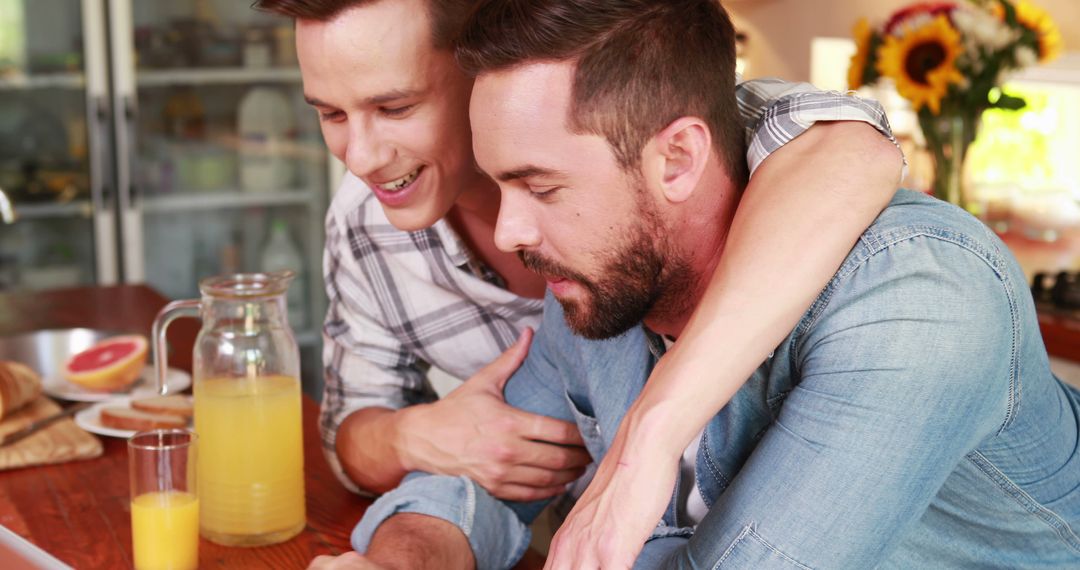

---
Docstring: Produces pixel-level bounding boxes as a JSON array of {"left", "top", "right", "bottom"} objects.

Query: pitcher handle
[{"left": 152, "top": 299, "right": 201, "bottom": 395}]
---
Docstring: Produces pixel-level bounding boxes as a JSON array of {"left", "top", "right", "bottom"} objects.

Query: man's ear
[{"left": 641, "top": 117, "right": 712, "bottom": 204}]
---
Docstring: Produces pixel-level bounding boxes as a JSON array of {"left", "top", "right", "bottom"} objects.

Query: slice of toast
[
  {"left": 100, "top": 407, "right": 187, "bottom": 431},
  {"left": 130, "top": 395, "right": 193, "bottom": 419}
]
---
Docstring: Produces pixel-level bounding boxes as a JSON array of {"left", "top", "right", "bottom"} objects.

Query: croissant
[{"left": 0, "top": 361, "right": 43, "bottom": 421}]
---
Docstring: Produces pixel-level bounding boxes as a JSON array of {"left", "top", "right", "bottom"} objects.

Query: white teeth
[{"left": 379, "top": 167, "right": 422, "bottom": 192}]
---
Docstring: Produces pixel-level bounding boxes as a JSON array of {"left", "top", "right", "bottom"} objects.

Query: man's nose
[
  {"left": 493, "top": 191, "right": 542, "bottom": 253},
  {"left": 344, "top": 119, "right": 394, "bottom": 178}
]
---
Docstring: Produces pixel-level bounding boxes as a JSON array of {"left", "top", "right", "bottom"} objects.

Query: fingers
[
  {"left": 544, "top": 461, "right": 671, "bottom": 570},
  {"left": 486, "top": 481, "right": 570, "bottom": 502},
  {"left": 546, "top": 527, "right": 634, "bottom": 570},
  {"left": 307, "top": 552, "right": 371, "bottom": 570},
  {"left": 511, "top": 437, "right": 591, "bottom": 472},
  {"left": 472, "top": 452, "right": 588, "bottom": 500},
  {"left": 502, "top": 463, "right": 586, "bottom": 489},
  {"left": 475, "top": 327, "right": 534, "bottom": 392},
  {"left": 515, "top": 409, "right": 586, "bottom": 446}
]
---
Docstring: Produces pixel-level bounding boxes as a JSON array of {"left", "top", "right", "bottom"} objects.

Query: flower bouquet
[{"left": 848, "top": 0, "right": 1061, "bottom": 207}]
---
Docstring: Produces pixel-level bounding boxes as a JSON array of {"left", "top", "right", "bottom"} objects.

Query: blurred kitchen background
[
  {"left": 0, "top": 0, "right": 1077, "bottom": 394},
  {"left": 0, "top": 0, "right": 339, "bottom": 392}
]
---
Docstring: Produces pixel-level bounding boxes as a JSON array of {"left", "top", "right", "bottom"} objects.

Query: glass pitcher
[{"left": 152, "top": 271, "right": 306, "bottom": 547}]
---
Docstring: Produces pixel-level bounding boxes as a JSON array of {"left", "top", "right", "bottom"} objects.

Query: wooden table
[
  {"left": 0, "top": 284, "right": 545, "bottom": 569},
  {"left": 0, "top": 285, "right": 370, "bottom": 568}
]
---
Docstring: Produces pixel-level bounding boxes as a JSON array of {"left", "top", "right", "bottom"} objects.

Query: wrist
[
  {"left": 392, "top": 403, "right": 430, "bottom": 472},
  {"left": 620, "top": 398, "right": 691, "bottom": 463}
]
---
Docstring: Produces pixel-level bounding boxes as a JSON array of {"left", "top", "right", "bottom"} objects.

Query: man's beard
[{"left": 519, "top": 203, "right": 693, "bottom": 340}]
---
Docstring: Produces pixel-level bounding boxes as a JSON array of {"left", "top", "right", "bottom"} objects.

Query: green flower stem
[{"left": 918, "top": 107, "right": 980, "bottom": 208}]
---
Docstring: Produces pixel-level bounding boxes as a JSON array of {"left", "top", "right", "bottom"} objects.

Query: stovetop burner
[{"left": 1032, "top": 270, "right": 1080, "bottom": 315}]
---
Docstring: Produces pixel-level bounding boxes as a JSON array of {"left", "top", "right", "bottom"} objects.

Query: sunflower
[
  {"left": 1000, "top": 0, "right": 1062, "bottom": 62},
  {"left": 847, "top": 18, "right": 875, "bottom": 90},
  {"left": 876, "top": 14, "right": 965, "bottom": 114}
]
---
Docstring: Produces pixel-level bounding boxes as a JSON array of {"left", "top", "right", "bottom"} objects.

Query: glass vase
[{"left": 918, "top": 109, "right": 979, "bottom": 208}]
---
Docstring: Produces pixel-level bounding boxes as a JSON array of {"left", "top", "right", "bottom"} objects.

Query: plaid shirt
[{"left": 321, "top": 77, "right": 897, "bottom": 492}]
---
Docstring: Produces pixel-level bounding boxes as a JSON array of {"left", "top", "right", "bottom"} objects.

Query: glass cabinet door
[
  {"left": 0, "top": 0, "right": 116, "bottom": 292},
  {"left": 111, "top": 0, "right": 329, "bottom": 383}
]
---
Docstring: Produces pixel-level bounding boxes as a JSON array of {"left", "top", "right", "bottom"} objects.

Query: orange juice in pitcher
[
  {"left": 153, "top": 272, "right": 306, "bottom": 546},
  {"left": 196, "top": 374, "right": 305, "bottom": 544}
]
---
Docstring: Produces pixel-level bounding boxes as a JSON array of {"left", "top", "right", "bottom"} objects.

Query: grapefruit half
[{"left": 64, "top": 335, "right": 149, "bottom": 392}]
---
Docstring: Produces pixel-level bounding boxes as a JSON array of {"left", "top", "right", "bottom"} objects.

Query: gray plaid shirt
[{"left": 321, "top": 77, "right": 897, "bottom": 492}]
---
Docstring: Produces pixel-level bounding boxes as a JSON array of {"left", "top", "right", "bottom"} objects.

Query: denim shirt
[{"left": 352, "top": 190, "right": 1080, "bottom": 569}]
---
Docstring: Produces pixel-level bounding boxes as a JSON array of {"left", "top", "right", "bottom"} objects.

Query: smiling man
[
  {"left": 340, "top": 0, "right": 1080, "bottom": 568},
  {"left": 294, "top": 0, "right": 486, "bottom": 233}
]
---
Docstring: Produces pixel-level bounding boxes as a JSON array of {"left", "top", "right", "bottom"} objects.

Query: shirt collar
[
  {"left": 431, "top": 218, "right": 508, "bottom": 289},
  {"left": 643, "top": 327, "right": 668, "bottom": 360}
]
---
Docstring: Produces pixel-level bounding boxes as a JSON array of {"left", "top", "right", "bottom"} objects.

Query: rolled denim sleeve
[
  {"left": 351, "top": 472, "right": 532, "bottom": 570},
  {"left": 736, "top": 77, "right": 902, "bottom": 176},
  {"left": 657, "top": 223, "right": 1018, "bottom": 568},
  {"left": 350, "top": 295, "right": 576, "bottom": 568}
]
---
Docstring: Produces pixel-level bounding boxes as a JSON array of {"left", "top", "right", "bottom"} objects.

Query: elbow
[
  {"left": 834, "top": 121, "right": 905, "bottom": 190},
  {"left": 335, "top": 407, "right": 406, "bottom": 496},
  {"left": 814, "top": 121, "right": 904, "bottom": 208},
  {"left": 866, "top": 128, "right": 905, "bottom": 190}
]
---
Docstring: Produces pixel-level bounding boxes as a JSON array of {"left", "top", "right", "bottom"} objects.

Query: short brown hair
[
  {"left": 252, "top": 0, "right": 475, "bottom": 50},
  {"left": 456, "top": 0, "right": 747, "bottom": 183}
]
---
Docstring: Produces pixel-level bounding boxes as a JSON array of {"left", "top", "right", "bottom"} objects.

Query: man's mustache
[{"left": 518, "top": 251, "right": 589, "bottom": 285}]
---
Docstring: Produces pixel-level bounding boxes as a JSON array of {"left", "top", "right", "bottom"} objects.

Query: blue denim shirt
[{"left": 352, "top": 190, "right": 1080, "bottom": 569}]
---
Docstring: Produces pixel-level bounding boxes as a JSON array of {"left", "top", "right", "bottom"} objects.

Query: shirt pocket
[{"left": 564, "top": 390, "right": 605, "bottom": 460}]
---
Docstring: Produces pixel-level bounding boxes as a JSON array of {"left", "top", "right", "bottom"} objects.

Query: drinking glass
[{"left": 129, "top": 429, "right": 199, "bottom": 570}]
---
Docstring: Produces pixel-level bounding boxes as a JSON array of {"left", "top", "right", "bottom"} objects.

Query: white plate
[
  {"left": 42, "top": 367, "right": 191, "bottom": 402},
  {"left": 74, "top": 397, "right": 194, "bottom": 439},
  {"left": 75, "top": 397, "right": 138, "bottom": 438}
]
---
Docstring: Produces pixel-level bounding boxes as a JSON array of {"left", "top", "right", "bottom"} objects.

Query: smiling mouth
[{"left": 375, "top": 166, "right": 424, "bottom": 192}]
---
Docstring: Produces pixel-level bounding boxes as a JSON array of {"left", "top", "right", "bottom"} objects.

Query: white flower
[
  {"left": 894, "top": 12, "right": 935, "bottom": 37},
  {"left": 968, "top": 57, "right": 985, "bottom": 74},
  {"left": 1015, "top": 45, "right": 1038, "bottom": 67},
  {"left": 951, "top": 5, "right": 1018, "bottom": 51}
]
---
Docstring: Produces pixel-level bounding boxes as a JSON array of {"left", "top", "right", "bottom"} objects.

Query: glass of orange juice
[{"left": 128, "top": 429, "right": 199, "bottom": 570}]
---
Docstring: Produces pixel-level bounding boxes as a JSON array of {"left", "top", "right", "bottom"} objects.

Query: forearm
[
  {"left": 364, "top": 513, "right": 475, "bottom": 570},
  {"left": 632, "top": 121, "right": 903, "bottom": 449},
  {"left": 352, "top": 472, "right": 533, "bottom": 569},
  {"left": 336, "top": 406, "right": 415, "bottom": 495}
]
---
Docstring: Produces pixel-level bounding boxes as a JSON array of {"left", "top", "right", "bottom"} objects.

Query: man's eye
[
  {"left": 531, "top": 186, "right": 562, "bottom": 199},
  {"left": 318, "top": 110, "right": 344, "bottom": 122},
  {"left": 380, "top": 104, "right": 416, "bottom": 118}
]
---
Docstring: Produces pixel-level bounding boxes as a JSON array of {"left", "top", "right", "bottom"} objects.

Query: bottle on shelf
[
  {"left": 237, "top": 87, "right": 296, "bottom": 192},
  {"left": 260, "top": 219, "right": 307, "bottom": 330}
]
